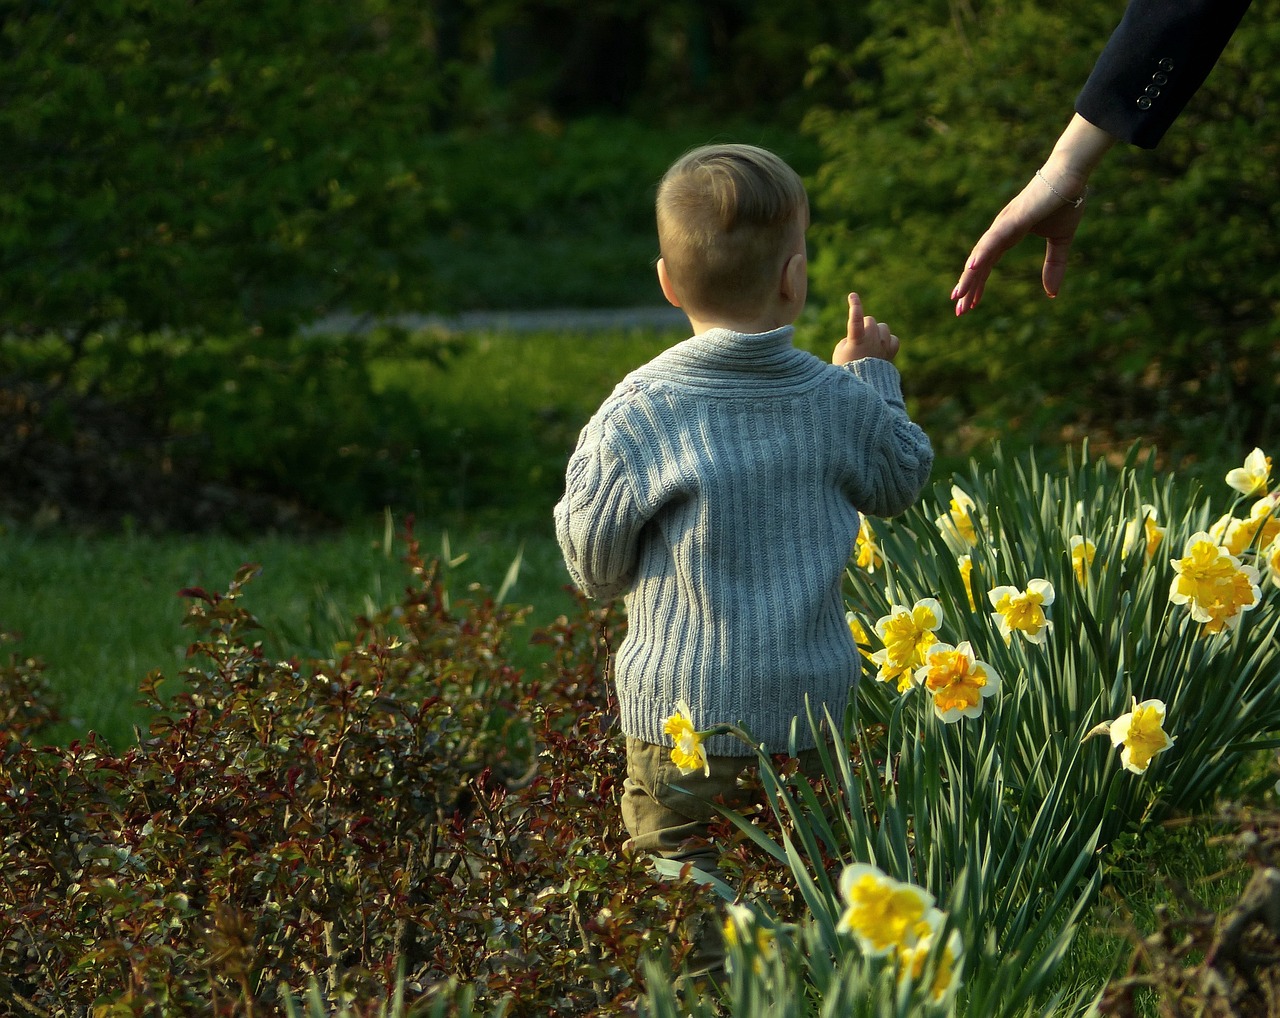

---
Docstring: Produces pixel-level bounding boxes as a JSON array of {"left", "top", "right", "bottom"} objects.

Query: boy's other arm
[{"left": 554, "top": 418, "right": 647, "bottom": 602}]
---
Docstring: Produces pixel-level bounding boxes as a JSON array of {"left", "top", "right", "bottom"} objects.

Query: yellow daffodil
[
  {"left": 914, "top": 641, "right": 1001, "bottom": 723},
  {"left": 871, "top": 598, "right": 944, "bottom": 692},
  {"left": 1069, "top": 536, "right": 1096, "bottom": 584},
  {"left": 855, "top": 516, "right": 883, "bottom": 573},
  {"left": 1210, "top": 495, "right": 1280, "bottom": 558},
  {"left": 846, "top": 611, "right": 876, "bottom": 661},
  {"left": 1122, "top": 504, "right": 1165, "bottom": 562},
  {"left": 723, "top": 903, "right": 777, "bottom": 975},
  {"left": 1108, "top": 697, "right": 1175, "bottom": 774},
  {"left": 935, "top": 485, "right": 979, "bottom": 553},
  {"left": 896, "top": 913, "right": 964, "bottom": 1003},
  {"left": 662, "top": 700, "right": 710, "bottom": 777},
  {"left": 836, "top": 863, "right": 934, "bottom": 956},
  {"left": 956, "top": 555, "right": 976, "bottom": 610},
  {"left": 1226, "top": 447, "right": 1273, "bottom": 497},
  {"left": 1169, "top": 533, "right": 1261, "bottom": 634},
  {"left": 987, "top": 579, "right": 1055, "bottom": 645},
  {"left": 1265, "top": 538, "right": 1280, "bottom": 589}
]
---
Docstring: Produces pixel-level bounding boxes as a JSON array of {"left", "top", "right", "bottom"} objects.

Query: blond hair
[{"left": 656, "top": 144, "right": 808, "bottom": 319}]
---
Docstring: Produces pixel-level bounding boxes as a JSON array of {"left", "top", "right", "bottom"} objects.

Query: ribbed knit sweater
[{"left": 554, "top": 325, "right": 934, "bottom": 756}]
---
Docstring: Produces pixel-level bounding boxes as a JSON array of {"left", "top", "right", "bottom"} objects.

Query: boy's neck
[{"left": 684, "top": 308, "right": 797, "bottom": 337}]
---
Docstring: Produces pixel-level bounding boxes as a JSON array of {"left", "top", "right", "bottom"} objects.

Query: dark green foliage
[
  {"left": 0, "top": 326, "right": 463, "bottom": 529},
  {"left": 1, "top": 0, "right": 460, "bottom": 338},
  {"left": 0, "top": 0, "right": 839, "bottom": 340},
  {"left": 803, "top": 0, "right": 1279, "bottom": 466}
]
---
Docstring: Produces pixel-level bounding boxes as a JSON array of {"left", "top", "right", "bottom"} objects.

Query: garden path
[{"left": 307, "top": 305, "right": 687, "bottom": 335}]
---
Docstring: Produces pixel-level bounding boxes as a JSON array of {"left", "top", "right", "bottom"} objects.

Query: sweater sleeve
[
  {"left": 553, "top": 409, "right": 648, "bottom": 602},
  {"left": 839, "top": 358, "right": 934, "bottom": 518}
]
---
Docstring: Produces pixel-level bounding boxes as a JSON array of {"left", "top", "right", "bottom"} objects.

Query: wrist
[{"left": 1044, "top": 114, "right": 1116, "bottom": 192}]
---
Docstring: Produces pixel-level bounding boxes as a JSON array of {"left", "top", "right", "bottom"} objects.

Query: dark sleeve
[{"left": 1074, "top": 0, "right": 1252, "bottom": 149}]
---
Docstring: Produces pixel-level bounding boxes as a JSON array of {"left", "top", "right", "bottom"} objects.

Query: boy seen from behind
[{"left": 554, "top": 143, "right": 934, "bottom": 977}]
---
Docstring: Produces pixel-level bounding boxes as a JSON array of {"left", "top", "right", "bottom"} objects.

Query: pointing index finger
[{"left": 848, "top": 292, "right": 863, "bottom": 341}]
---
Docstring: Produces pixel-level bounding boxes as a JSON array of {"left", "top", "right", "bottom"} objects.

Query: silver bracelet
[{"left": 1035, "top": 169, "right": 1086, "bottom": 209}]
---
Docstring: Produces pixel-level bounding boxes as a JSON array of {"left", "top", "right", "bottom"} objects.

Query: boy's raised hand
[{"left": 832, "top": 292, "right": 899, "bottom": 365}]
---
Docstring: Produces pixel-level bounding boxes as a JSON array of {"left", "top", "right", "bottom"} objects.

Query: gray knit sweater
[{"left": 554, "top": 325, "right": 933, "bottom": 756}]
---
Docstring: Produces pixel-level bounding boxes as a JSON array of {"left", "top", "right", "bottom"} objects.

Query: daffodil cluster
[
  {"left": 1169, "top": 532, "right": 1261, "bottom": 634},
  {"left": 870, "top": 598, "right": 943, "bottom": 692},
  {"left": 1212, "top": 447, "right": 1280, "bottom": 598},
  {"left": 837, "top": 863, "right": 962, "bottom": 1003}
]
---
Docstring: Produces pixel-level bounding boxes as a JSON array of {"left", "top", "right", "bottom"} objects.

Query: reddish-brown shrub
[{"left": 0, "top": 525, "right": 754, "bottom": 1016}]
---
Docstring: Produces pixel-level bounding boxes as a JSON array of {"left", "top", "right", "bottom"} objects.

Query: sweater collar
[{"left": 645, "top": 325, "right": 825, "bottom": 388}]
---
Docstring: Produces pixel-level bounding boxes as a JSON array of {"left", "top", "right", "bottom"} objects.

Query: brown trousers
[{"left": 620, "top": 736, "right": 826, "bottom": 979}]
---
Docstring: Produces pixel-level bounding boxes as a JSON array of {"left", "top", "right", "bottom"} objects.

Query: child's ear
[
  {"left": 780, "top": 252, "right": 806, "bottom": 302},
  {"left": 657, "top": 258, "right": 682, "bottom": 307}
]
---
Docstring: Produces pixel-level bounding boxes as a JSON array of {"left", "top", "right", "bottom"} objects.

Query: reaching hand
[
  {"left": 950, "top": 174, "right": 1089, "bottom": 316},
  {"left": 833, "top": 292, "right": 899, "bottom": 365},
  {"left": 950, "top": 114, "right": 1114, "bottom": 317}
]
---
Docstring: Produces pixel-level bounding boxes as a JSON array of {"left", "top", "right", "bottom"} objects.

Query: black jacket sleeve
[{"left": 1074, "top": 0, "right": 1252, "bottom": 149}]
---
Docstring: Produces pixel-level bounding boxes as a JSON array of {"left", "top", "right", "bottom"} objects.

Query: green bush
[{"left": 0, "top": 1, "right": 468, "bottom": 338}]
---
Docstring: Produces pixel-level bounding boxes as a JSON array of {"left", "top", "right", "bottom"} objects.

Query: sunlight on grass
[{"left": 0, "top": 514, "right": 575, "bottom": 748}]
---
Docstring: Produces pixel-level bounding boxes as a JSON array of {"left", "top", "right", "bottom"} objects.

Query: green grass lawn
[
  {"left": 0, "top": 515, "right": 577, "bottom": 749},
  {"left": 0, "top": 323, "right": 692, "bottom": 748}
]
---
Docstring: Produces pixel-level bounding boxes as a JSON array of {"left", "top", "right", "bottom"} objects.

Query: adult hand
[
  {"left": 833, "top": 292, "right": 899, "bottom": 364},
  {"left": 950, "top": 114, "right": 1115, "bottom": 316},
  {"left": 950, "top": 175, "right": 1089, "bottom": 316}
]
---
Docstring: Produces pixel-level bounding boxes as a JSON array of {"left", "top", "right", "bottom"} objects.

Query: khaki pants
[{"left": 621, "top": 736, "right": 825, "bottom": 978}]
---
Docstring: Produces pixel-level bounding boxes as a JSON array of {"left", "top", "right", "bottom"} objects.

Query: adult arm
[
  {"left": 951, "top": 0, "right": 1253, "bottom": 315},
  {"left": 1076, "top": 0, "right": 1253, "bottom": 149}
]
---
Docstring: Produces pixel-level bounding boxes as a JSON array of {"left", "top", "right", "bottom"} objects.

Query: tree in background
[
  {"left": 803, "top": 0, "right": 1279, "bottom": 464},
  {"left": 0, "top": 0, "right": 463, "bottom": 341},
  {"left": 0, "top": 0, "right": 865, "bottom": 343}
]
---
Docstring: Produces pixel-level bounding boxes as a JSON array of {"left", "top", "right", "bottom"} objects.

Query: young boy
[{"left": 554, "top": 143, "right": 933, "bottom": 970}]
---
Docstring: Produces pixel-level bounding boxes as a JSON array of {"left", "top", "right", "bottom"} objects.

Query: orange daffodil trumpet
[
  {"left": 871, "top": 598, "right": 944, "bottom": 692},
  {"left": 837, "top": 863, "right": 962, "bottom": 1002},
  {"left": 1108, "top": 697, "right": 1175, "bottom": 774},
  {"left": 915, "top": 641, "right": 1001, "bottom": 723},
  {"left": 1169, "top": 532, "right": 1261, "bottom": 634},
  {"left": 1226, "top": 447, "right": 1273, "bottom": 497},
  {"left": 988, "top": 579, "right": 1055, "bottom": 645},
  {"left": 661, "top": 700, "right": 711, "bottom": 777}
]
